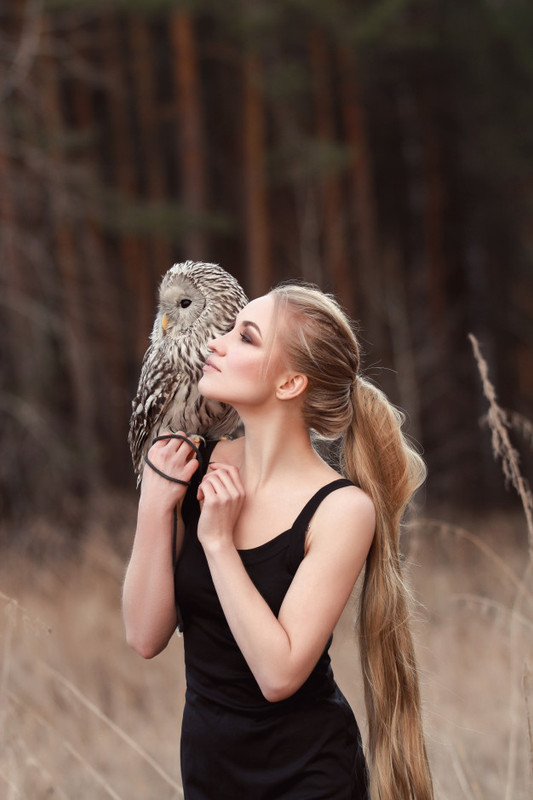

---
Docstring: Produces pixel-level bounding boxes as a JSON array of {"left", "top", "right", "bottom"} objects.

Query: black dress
[{"left": 175, "top": 441, "right": 369, "bottom": 800}]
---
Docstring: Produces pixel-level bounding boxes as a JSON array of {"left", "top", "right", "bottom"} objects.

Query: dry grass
[
  {"left": 0, "top": 514, "right": 186, "bottom": 800},
  {"left": 0, "top": 507, "right": 531, "bottom": 799},
  {"left": 1, "top": 337, "right": 532, "bottom": 798}
]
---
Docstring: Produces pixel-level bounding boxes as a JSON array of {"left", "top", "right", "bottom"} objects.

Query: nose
[{"left": 207, "top": 333, "right": 225, "bottom": 353}]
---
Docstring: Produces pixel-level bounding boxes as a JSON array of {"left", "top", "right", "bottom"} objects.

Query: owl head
[{"left": 150, "top": 260, "right": 248, "bottom": 343}]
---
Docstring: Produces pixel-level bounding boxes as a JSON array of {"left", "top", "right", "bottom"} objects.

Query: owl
[{"left": 128, "top": 260, "right": 248, "bottom": 483}]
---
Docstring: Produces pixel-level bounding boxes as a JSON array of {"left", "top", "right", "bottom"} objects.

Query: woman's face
[{"left": 198, "top": 294, "right": 287, "bottom": 410}]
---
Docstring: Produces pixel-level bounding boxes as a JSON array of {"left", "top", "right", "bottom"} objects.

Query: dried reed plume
[
  {"left": 469, "top": 334, "right": 533, "bottom": 550},
  {"left": 505, "top": 411, "right": 533, "bottom": 452}
]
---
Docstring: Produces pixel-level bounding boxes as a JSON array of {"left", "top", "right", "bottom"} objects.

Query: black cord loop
[
  {"left": 151, "top": 432, "right": 201, "bottom": 455},
  {"left": 143, "top": 433, "right": 202, "bottom": 485},
  {"left": 143, "top": 455, "right": 190, "bottom": 486}
]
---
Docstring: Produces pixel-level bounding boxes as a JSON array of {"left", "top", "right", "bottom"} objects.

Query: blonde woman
[{"left": 123, "top": 282, "right": 433, "bottom": 800}]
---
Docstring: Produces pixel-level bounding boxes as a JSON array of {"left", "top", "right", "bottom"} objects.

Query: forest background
[{"left": 1, "top": 0, "right": 533, "bottom": 798}]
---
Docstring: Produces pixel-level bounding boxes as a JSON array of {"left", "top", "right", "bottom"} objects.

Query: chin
[
  {"left": 197, "top": 377, "right": 209, "bottom": 398},
  {"left": 198, "top": 375, "right": 221, "bottom": 401}
]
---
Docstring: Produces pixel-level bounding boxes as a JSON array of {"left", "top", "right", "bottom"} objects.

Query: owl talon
[
  {"left": 186, "top": 433, "right": 206, "bottom": 448},
  {"left": 152, "top": 432, "right": 201, "bottom": 457}
]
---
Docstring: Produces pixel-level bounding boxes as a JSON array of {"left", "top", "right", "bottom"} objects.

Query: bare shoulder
[
  {"left": 334, "top": 484, "right": 375, "bottom": 525},
  {"left": 306, "top": 482, "right": 375, "bottom": 553},
  {"left": 209, "top": 436, "right": 244, "bottom": 466}
]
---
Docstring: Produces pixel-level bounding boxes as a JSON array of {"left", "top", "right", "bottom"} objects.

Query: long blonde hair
[{"left": 271, "top": 282, "right": 433, "bottom": 800}]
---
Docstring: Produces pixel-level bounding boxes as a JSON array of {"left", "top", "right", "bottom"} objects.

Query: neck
[{"left": 236, "top": 408, "right": 318, "bottom": 494}]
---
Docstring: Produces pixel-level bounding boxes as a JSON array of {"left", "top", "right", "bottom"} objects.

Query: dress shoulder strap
[
  {"left": 180, "top": 438, "right": 218, "bottom": 527},
  {"left": 287, "top": 478, "right": 354, "bottom": 576},
  {"left": 200, "top": 438, "right": 218, "bottom": 476}
]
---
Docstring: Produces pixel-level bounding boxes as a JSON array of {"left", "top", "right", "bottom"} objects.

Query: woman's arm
[
  {"left": 122, "top": 434, "right": 199, "bottom": 658},
  {"left": 197, "top": 465, "right": 375, "bottom": 702}
]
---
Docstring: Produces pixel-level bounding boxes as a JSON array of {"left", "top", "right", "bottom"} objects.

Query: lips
[{"left": 203, "top": 358, "right": 220, "bottom": 373}]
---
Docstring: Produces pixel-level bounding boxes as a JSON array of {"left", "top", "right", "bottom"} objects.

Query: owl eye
[{"left": 180, "top": 299, "right": 192, "bottom": 309}]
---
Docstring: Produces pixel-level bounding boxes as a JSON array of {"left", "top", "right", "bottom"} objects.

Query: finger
[
  {"left": 170, "top": 439, "right": 199, "bottom": 466},
  {"left": 208, "top": 462, "right": 241, "bottom": 476},
  {"left": 155, "top": 434, "right": 198, "bottom": 465},
  {"left": 198, "top": 476, "right": 217, "bottom": 502},
  {"left": 149, "top": 436, "right": 170, "bottom": 453},
  {"left": 207, "top": 468, "right": 237, "bottom": 493},
  {"left": 200, "top": 471, "right": 223, "bottom": 492},
  {"left": 182, "top": 456, "right": 199, "bottom": 482},
  {"left": 202, "top": 470, "right": 241, "bottom": 500},
  {"left": 153, "top": 431, "right": 197, "bottom": 451},
  {"left": 207, "top": 464, "right": 245, "bottom": 494},
  {"left": 200, "top": 472, "right": 229, "bottom": 498}
]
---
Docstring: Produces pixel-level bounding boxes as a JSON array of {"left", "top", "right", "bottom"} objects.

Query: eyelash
[{"left": 240, "top": 332, "right": 253, "bottom": 344}]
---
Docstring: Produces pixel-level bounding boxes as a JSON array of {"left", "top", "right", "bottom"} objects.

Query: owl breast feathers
[{"left": 128, "top": 261, "right": 248, "bottom": 483}]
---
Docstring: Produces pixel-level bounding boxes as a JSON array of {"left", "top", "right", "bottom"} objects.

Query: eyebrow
[{"left": 241, "top": 320, "right": 262, "bottom": 339}]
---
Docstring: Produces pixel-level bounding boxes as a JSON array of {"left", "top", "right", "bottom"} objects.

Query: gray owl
[{"left": 128, "top": 260, "right": 248, "bottom": 483}]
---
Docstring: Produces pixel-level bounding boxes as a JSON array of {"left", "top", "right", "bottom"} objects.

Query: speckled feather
[{"left": 128, "top": 261, "right": 248, "bottom": 484}]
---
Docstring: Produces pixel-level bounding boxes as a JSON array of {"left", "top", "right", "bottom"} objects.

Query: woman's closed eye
[{"left": 240, "top": 331, "right": 253, "bottom": 344}]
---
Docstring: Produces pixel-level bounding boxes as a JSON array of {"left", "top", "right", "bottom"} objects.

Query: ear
[{"left": 276, "top": 372, "right": 308, "bottom": 401}]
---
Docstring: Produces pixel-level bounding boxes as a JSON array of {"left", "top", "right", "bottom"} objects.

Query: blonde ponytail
[
  {"left": 343, "top": 377, "right": 433, "bottom": 800},
  {"left": 271, "top": 282, "right": 433, "bottom": 800}
]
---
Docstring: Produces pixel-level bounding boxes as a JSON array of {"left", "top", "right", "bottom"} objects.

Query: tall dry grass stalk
[
  {"left": 481, "top": 410, "right": 533, "bottom": 452},
  {"left": 505, "top": 411, "right": 533, "bottom": 451},
  {"left": 469, "top": 332, "right": 533, "bottom": 800},
  {"left": 469, "top": 334, "right": 533, "bottom": 549}
]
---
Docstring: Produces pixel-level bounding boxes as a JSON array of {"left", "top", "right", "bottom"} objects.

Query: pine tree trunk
[
  {"left": 420, "top": 93, "right": 447, "bottom": 330},
  {"left": 170, "top": 10, "right": 208, "bottom": 261},
  {"left": 38, "top": 17, "right": 95, "bottom": 476},
  {"left": 242, "top": 53, "right": 271, "bottom": 298},
  {"left": 129, "top": 14, "right": 172, "bottom": 275},
  {"left": 309, "top": 30, "right": 352, "bottom": 312},
  {"left": 383, "top": 246, "right": 422, "bottom": 442},
  {"left": 0, "top": 102, "right": 27, "bottom": 392},
  {"left": 338, "top": 45, "right": 383, "bottom": 339},
  {"left": 100, "top": 12, "right": 153, "bottom": 364},
  {"left": 70, "top": 19, "right": 128, "bottom": 475}
]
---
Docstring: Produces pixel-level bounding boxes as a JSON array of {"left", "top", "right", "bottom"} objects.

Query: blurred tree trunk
[
  {"left": 338, "top": 45, "right": 383, "bottom": 343},
  {"left": 383, "top": 246, "right": 422, "bottom": 442},
  {"left": 170, "top": 10, "right": 208, "bottom": 262},
  {"left": 70, "top": 20, "right": 127, "bottom": 472},
  {"left": 0, "top": 106, "right": 20, "bottom": 365},
  {"left": 38, "top": 17, "right": 96, "bottom": 478},
  {"left": 267, "top": 54, "right": 323, "bottom": 285},
  {"left": 243, "top": 52, "right": 271, "bottom": 297},
  {"left": 309, "top": 30, "right": 352, "bottom": 313},
  {"left": 419, "top": 87, "right": 447, "bottom": 333},
  {"left": 1, "top": 3, "right": 50, "bottom": 401},
  {"left": 129, "top": 14, "right": 172, "bottom": 276},
  {"left": 100, "top": 12, "right": 152, "bottom": 363}
]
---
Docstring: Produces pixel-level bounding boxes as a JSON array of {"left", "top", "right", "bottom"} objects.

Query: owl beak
[{"left": 161, "top": 313, "right": 169, "bottom": 333}]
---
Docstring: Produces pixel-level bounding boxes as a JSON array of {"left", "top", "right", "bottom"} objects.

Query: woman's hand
[
  {"left": 197, "top": 463, "right": 245, "bottom": 552},
  {"left": 139, "top": 432, "right": 199, "bottom": 513}
]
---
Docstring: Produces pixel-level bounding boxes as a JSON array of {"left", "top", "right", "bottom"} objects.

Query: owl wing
[{"left": 128, "top": 344, "right": 188, "bottom": 481}]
